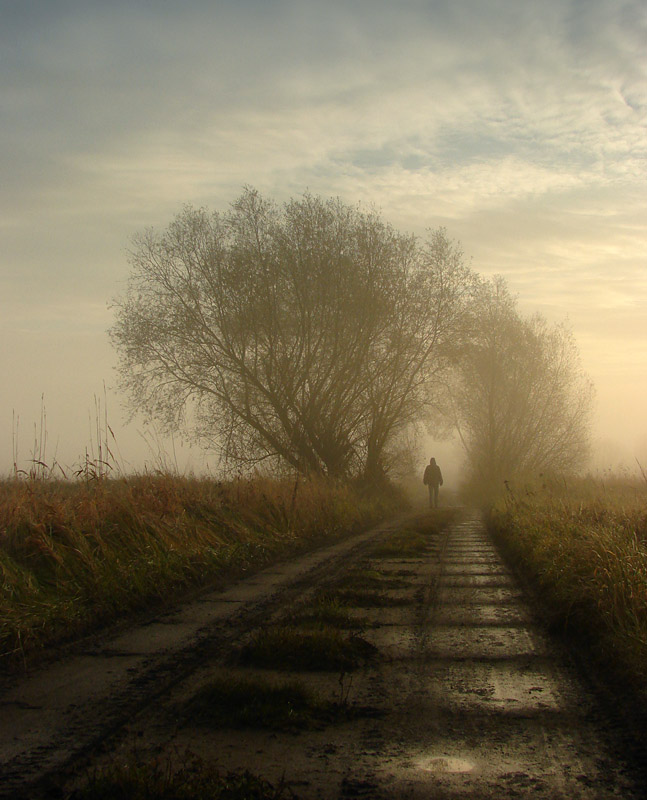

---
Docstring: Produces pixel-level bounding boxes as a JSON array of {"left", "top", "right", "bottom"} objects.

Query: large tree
[
  {"left": 448, "top": 276, "right": 593, "bottom": 496},
  {"left": 111, "top": 189, "right": 474, "bottom": 481}
]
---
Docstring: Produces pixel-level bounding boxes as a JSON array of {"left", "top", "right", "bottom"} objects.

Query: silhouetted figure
[{"left": 423, "top": 457, "right": 443, "bottom": 508}]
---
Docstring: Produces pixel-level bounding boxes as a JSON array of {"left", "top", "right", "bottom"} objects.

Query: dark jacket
[{"left": 423, "top": 463, "right": 443, "bottom": 487}]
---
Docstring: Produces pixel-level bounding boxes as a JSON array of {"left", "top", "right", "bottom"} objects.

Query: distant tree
[
  {"left": 448, "top": 276, "right": 593, "bottom": 496},
  {"left": 110, "top": 189, "right": 475, "bottom": 482}
]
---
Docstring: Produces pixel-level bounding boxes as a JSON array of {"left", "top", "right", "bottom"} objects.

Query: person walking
[{"left": 423, "top": 457, "right": 443, "bottom": 508}]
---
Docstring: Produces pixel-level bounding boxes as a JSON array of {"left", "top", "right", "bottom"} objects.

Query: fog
[{"left": 2, "top": 1, "right": 646, "bottom": 479}]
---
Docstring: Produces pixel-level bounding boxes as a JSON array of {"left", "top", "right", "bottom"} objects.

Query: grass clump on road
[
  {"left": 409, "top": 508, "right": 459, "bottom": 534},
  {"left": 70, "top": 751, "right": 291, "bottom": 800},
  {"left": 372, "top": 508, "right": 460, "bottom": 557},
  {"left": 372, "top": 530, "right": 429, "bottom": 557},
  {"left": 289, "top": 596, "right": 365, "bottom": 629},
  {"left": 238, "top": 625, "right": 376, "bottom": 671},
  {"left": 488, "top": 474, "right": 647, "bottom": 699},
  {"left": 334, "top": 568, "right": 409, "bottom": 590},
  {"left": 186, "top": 674, "right": 345, "bottom": 731},
  {"left": 329, "top": 589, "right": 413, "bottom": 608}
]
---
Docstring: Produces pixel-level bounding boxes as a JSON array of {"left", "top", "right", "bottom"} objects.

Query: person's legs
[
  {"left": 428, "top": 484, "right": 434, "bottom": 508},
  {"left": 433, "top": 485, "right": 439, "bottom": 507}
]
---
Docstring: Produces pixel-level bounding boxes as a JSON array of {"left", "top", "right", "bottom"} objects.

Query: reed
[
  {"left": 488, "top": 473, "right": 647, "bottom": 697},
  {"left": 0, "top": 472, "right": 404, "bottom": 666}
]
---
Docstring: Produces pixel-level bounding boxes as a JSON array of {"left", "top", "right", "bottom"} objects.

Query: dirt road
[{"left": 0, "top": 510, "right": 643, "bottom": 798}]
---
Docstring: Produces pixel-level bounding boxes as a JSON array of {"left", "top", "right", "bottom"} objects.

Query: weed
[
  {"left": 408, "top": 508, "right": 459, "bottom": 535},
  {"left": 325, "top": 588, "right": 413, "bottom": 608},
  {"left": 288, "top": 596, "right": 365, "bottom": 629},
  {"left": 186, "top": 674, "right": 344, "bottom": 731},
  {"left": 334, "top": 568, "right": 409, "bottom": 590},
  {"left": 372, "top": 530, "right": 429, "bottom": 557},
  {"left": 238, "top": 625, "right": 376, "bottom": 671},
  {"left": 69, "top": 749, "right": 292, "bottom": 799},
  {"left": 488, "top": 475, "right": 647, "bottom": 698}
]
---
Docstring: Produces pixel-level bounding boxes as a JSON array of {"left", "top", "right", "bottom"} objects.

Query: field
[
  {"left": 487, "top": 472, "right": 647, "bottom": 701},
  {"left": 0, "top": 473, "right": 405, "bottom": 668}
]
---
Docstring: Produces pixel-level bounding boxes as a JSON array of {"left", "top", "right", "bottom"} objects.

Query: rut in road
[{"left": 69, "top": 509, "right": 642, "bottom": 800}]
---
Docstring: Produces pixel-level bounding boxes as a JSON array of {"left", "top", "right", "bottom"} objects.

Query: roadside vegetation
[
  {"left": 0, "top": 472, "right": 404, "bottom": 668},
  {"left": 487, "top": 472, "right": 647, "bottom": 700}
]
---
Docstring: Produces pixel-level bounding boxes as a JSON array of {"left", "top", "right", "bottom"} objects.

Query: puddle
[{"left": 416, "top": 755, "right": 476, "bottom": 773}]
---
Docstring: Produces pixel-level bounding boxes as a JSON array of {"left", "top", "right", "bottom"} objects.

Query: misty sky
[{"left": 1, "top": 0, "right": 646, "bottom": 476}]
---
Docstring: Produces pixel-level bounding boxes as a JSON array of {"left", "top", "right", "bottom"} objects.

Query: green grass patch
[
  {"left": 185, "top": 674, "right": 349, "bottom": 731},
  {"left": 237, "top": 625, "right": 376, "bottom": 671},
  {"left": 69, "top": 751, "right": 291, "bottom": 799}
]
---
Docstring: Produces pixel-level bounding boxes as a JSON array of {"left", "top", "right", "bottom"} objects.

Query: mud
[{"left": 0, "top": 510, "right": 644, "bottom": 798}]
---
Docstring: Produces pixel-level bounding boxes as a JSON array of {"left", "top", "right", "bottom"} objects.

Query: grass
[
  {"left": 408, "top": 508, "right": 460, "bottom": 534},
  {"left": 288, "top": 596, "right": 366, "bottom": 629},
  {"left": 371, "top": 508, "right": 460, "bottom": 558},
  {"left": 0, "top": 474, "right": 404, "bottom": 667},
  {"left": 372, "top": 530, "right": 429, "bottom": 557},
  {"left": 488, "top": 473, "right": 647, "bottom": 700},
  {"left": 326, "top": 589, "right": 413, "bottom": 608},
  {"left": 185, "top": 674, "right": 351, "bottom": 731},
  {"left": 237, "top": 624, "right": 376, "bottom": 671},
  {"left": 68, "top": 750, "right": 292, "bottom": 799},
  {"left": 333, "top": 568, "right": 410, "bottom": 591}
]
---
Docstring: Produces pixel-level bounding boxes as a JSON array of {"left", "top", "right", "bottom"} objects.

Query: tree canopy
[
  {"left": 447, "top": 277, "right": 594, "bottom": 497},
  {"left": 111, "top": 189, "right": 474, "bottom": 482},
  {"left": 111, "top": 189, "right": 592, "bottom": 491}
]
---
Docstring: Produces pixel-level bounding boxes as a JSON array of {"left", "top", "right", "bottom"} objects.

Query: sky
[{"left": 1, "top": 0, "right": 646, "bottom": 479}]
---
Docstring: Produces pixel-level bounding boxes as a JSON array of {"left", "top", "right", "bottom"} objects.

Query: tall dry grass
[
  {"left": 488, "top": 473, "right": 647, "bottom": 696},
  {"left": 0, "top": 473, "right": 404, "bottom": 667}
]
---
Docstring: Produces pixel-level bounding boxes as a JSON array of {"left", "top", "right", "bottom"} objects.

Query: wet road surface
[{"left": 356, "top": 512, "right": 641, "bottom": 798}]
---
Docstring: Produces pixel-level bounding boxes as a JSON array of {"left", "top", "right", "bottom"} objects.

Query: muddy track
[{"left": 1, "top": 510, "right": 644, "bottom": 799}]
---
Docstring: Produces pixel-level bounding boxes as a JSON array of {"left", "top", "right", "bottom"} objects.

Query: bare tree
[
  {"left": 358, "top": 228, "right": 477, "bottom": 479},
  {"left": 448, "top": 276, "right": 594, "bottom": 496},
  {"left": 110, "top": 189, "right": 474, "bottom": 481}
]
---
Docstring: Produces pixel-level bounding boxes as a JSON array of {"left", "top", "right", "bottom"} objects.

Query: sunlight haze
[{"left": 2, "top": 0, "right": 646, "bottom": 477}]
